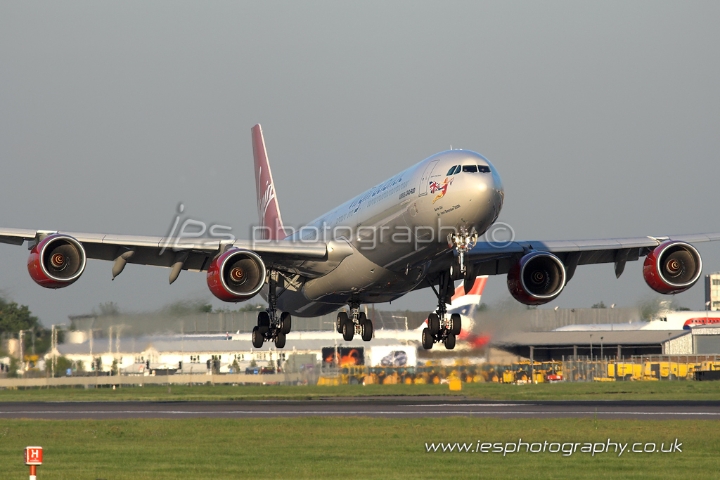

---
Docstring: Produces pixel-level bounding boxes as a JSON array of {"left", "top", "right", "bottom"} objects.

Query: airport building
[
  {"left": 693, "top": 326, "right": 720, "bottom": 354},
  {"left": 492, "top": 330, "right": 690, "bottom": 361},
  {"left": 66, "top": 309, "right": 429, "bottom": 337},
  {"left": 493, "top": 325, "right": 720, "bottom": 361},
  {"left": 706, "top": 272, "right": 720, "bottom": 311},
  {"left": 48, "top": 334, "right": 416, "bottom": 376},
  {"left": 38, "top": 304, "right": 720, "bottom": 375},
  {"left": 50, "top": 310, "right": 428, "bottom": 375}
]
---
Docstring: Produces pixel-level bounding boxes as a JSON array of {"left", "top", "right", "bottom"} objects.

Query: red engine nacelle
[
  {"left": 643, "top": 241, "right": 702, "bottom": 294},
  {"left": 206, "top": 248, "right": 266, "bottom": 302},
  {"left": 507, "top": 251, "right": 566, "bottom": 305},
  {"left": 27, "top": 234, "right": 87, "bottom": 289}
]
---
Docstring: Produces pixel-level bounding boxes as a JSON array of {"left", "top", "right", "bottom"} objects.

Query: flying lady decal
[{"left": 429, "top": 177, "right": 453, "bottom": 204}]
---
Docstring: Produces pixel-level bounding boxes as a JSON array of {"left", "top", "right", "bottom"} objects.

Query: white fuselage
[
  {"left": 275, "top": 150, "right": 504, "bottom": 316},
  {"left": 554, "top": 311, "right": 720, "bottom": 332}
]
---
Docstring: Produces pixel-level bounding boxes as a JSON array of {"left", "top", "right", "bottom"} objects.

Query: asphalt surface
[{"left": 1, "top": 399, "right": 720, "bottom": 420}]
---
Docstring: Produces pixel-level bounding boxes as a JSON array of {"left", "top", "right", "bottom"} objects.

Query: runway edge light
[{"left": 24, "top": 446, "right": 42, "bottom": 480}]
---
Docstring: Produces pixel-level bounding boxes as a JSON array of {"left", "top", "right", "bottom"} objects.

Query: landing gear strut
[
  {"left": 448, "top": 228, "right": 478, "bottom": 277},
  {"left": 336, "top": 300, "right": 374, "bottom": 342},
  {"left": 251, "top": 270, "right": 292, "bottom": 349},
  {"left": 422, "top": 270, "right": 461, "bottom": 350}
]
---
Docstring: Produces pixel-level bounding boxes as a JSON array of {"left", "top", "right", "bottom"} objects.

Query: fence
[
  {"left": 0, "top": 372, "right": 304, "bottom": 389},
  {"left": 66, "top": 309, "right": 434, "bottom": 338},
  {"left": 560, "top": 354, "right": 720, "bottom": 382}
]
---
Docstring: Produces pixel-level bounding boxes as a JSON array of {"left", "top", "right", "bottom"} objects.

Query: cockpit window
[
  {"left": 477, "top": 165, "right": 491, "bottom": 173},
  {"left": 452, "top": 165, "right": 461, "bottom": 175},
  {"left": 462, "top": 165, "right": 478, "bottom": 173},
  {"left": 446, "top": 165, "right": 458, "bottom": 176}
]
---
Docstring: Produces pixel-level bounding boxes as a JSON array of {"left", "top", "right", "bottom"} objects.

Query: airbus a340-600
[{"left": 2, "top": 125, "right": 718, "bottom": 350}]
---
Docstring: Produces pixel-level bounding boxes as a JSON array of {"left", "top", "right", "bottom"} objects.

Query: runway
[{"left": 2, "top": 399, "right": 720, "bottom": 420}]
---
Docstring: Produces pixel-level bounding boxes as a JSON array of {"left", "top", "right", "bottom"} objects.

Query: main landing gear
[
  {"left": 336, "top": 301, "right": 374, "bottom": 342},
  {"left": 422, "top": 270, "right": 461, "bottom": 350},
  {"left": 252, "top": 271, "right": 291, "bottom": 349}
]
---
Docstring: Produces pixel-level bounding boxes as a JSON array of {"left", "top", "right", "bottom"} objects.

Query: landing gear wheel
[
  {"left": 337, "top": 311, "right": 349, "bottom": 334},
  {"left": 251, "top": 326, "right": 263, "bottom": 348},
  {"left": 421, "top": 269, "right": 455, "bottom": 350},
  {"left": 422, "top": 327, "right": 433, "bottom": 350},
  {"left": 445, "top": 333, "right": 456, "bottom": 350},
  {"left": 428, "top": 313, "right": 440, "bottom": 335},
  {"left": 280, "top": 312, "right": 292, "bottom": 335},
  {"left": 361, "top": 318, "right": 373, "bottom": 341},
  {"left": 258, "top": 311, "right": 270, "bottom": 328},
  {"left": 342, "top": 320, "right": 354, "bottom": 341},
  {"left": 450, "top": 313, "right": 461, "bottom": 336},
  {"left": 275, "top": 332, "right": 286, "bottom": 348}
]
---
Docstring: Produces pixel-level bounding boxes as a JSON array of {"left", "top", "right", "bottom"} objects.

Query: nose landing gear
[
  {"left": 422, "top": 270, "right": 462, "bottom": 350},
  {"left": 336, "top": 301, "right": 374, "bottom": 342},
  {"left": 448, "top": 228, "right": 478, "bottom": 277},
  {"left": 251, "top": 270, "right": 292, "bottom": 349}
]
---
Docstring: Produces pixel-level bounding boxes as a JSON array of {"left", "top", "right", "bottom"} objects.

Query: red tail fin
[
  {"left": 451, "top": 276, "right": 487, "bottom": 301},
  {"left": 252, "top": 124, "right": 287, "bottom": 240}
]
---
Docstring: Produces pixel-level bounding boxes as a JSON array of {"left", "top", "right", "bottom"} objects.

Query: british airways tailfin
[
  {"left": 447, "top": 275, "right": 488, "bottom": 317},
  {"left": 252, "top": 124, "right": 287, "bottom": 240},
  {"left": 415, "top": 275, "right": 488, "bottom": 332}
]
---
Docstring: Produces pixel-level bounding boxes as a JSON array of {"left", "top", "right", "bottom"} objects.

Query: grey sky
[{"left": 1, "top": 2, "right": 719, "bottom": 326}]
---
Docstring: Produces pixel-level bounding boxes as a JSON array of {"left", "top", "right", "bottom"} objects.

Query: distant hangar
[{"left": 493, "top": 327, "right": 720, "bottom": 361}]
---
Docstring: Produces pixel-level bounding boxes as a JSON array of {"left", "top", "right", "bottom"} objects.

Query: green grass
[
  {"left": 1, "top": 381, "right": 720, "bottom": 402},
  {"left": 0, "top": 417, "right": 717, "bottom": 479}
]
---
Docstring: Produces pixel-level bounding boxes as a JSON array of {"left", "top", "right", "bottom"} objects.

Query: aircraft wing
[
  {"left": 466, "top": 232, "right": 720, "bottom": 279},
  {"left": 0, "top": 228, "right": 352, "bottom": 280}
]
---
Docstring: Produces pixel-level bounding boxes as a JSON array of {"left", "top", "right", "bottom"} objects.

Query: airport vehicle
[
  {"left": 1, "top": 125, "right": 718, "bottom": 350},
  {"left": 380, "top": 351, "right": 408, "bottom": 367},
  {"left": 603, "top": 360, "right": 697, "bottom": 381},
  {"left": 695, "top": 361, "right": 720, "bottom": 380}
]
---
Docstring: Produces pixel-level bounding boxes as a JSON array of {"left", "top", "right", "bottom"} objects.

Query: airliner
[
  {"left": 1, "top": 125, "right": 718, "bottom": 351},
  {"left": 555, "top": 311, "right": 720, "bottom": 332}
]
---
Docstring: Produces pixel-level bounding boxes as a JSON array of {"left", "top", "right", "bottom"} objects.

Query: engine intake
[
  {"left": 27, "top": 234, "right": 87, "bottom": 288},
  {"left": 206, "top": 248, "right": 266, "bottom": 302},
  {"left": 507, "top": 251, "right": 566, "bottom": 305},
  {"left": 643, "top": 241, "right": 702, "bottom": 294}
]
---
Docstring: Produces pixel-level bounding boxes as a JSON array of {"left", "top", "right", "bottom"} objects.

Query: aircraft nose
[
  {"left": 477, "top": 161, "right": 504, "bottom": 214},
  {"left": 475, "top": 175, "right": 492, "bottom": 194},
  {"left": 472, "top": 168, "right": 496, "bottom": 197},
  {"left": 478, "top": 160, "right": 502, "bottom": 195}
]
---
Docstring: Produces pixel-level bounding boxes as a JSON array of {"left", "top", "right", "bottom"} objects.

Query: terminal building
[
  {"left": 43, "top": 303, "right": 720, "bottom": 374},
  {"left": 492, "top": 330, "right": 691, "bottom": 361},
  {"left": 706, "top": 272, "right": 720, "bottom": 311},
  {"left": 53, "top": 309, "right": 427, "bottom": 375},
  {"left": 49, "top": 333, "right": 417, "bottom": 376},
  {"left": 492, "top": 315, "right": 720, "bottom": 361}
]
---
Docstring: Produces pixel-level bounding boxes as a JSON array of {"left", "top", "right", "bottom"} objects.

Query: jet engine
[
  {"left": 643, "top": 241, "right": 702, "bottom": 294},
  {"left": 507, "top": 251, "right": 566, "bottom": 305},
  {"left": 206, "top": 248, "right": 266, "bottom": 302},
  {"left": 27, "top": 234, "right": 87, "bottom": 288}
]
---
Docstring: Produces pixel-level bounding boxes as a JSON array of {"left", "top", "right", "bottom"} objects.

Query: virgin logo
[{"left": 259, "top": 180, "right": 276, "bottom": 219}]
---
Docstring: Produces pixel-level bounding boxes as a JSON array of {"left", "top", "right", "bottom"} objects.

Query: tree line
[{"left": 0, "top": 297, "right": 54, "bottom": 356}]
